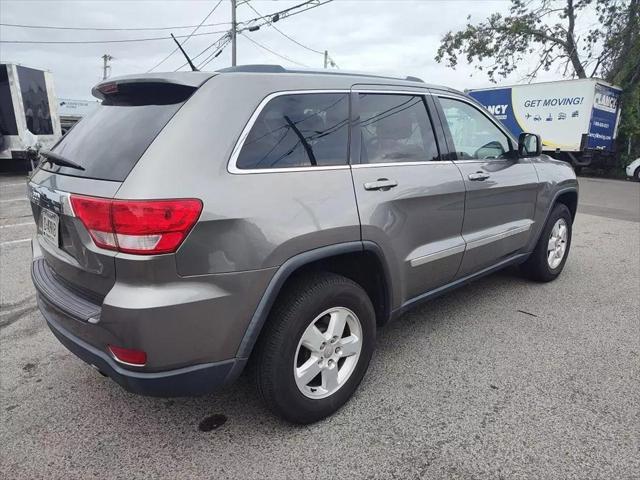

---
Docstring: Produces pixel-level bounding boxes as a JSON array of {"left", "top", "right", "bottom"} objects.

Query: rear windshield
[{"left": 41, "top": 83, "right": 194, "bottom": 182}]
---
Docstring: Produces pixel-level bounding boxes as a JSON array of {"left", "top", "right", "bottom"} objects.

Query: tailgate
[{"left": 29, "top": 171, "right": 121, "bottom": 298}]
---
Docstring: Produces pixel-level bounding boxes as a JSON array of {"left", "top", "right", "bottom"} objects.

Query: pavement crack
[
  {"left": 0, "top": 304, "right": 39, "bottom": 329},
  {"left": 517, "top": 309, "right": 538, "bottom": 317}
]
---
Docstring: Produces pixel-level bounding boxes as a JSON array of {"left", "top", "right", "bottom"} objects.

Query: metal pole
[
  {"left": 324, "top": 50, "right": 328, "bottom": 69},
  {"left": 231, "top": 0, "right": 237, "bottom": 66},
  {"left": 102, "top": 54, "right": 112, "bottom": 80}
]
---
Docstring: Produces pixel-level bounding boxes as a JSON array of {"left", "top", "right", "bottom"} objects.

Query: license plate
[{"left": 40, "top": 209, "right": 59, "bottom": 246}]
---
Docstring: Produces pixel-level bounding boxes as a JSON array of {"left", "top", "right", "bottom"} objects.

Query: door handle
[
  {"left": 468, "top": 172, "right": 490, "bottom": 181},
  {"left": 364, "top": 178, "right": 398, "bottom": 191}
]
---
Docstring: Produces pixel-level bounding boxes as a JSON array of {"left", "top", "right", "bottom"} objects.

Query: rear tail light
[
  {"left": 70, "top": 195, "right": 202, "bottom": 255},
  {"left": 108, "top": 345, "right": 147, "bottom": 366}
]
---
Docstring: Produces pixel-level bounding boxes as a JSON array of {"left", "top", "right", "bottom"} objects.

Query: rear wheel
[
  {"left": 254, "top": 272, "right": 376, "bottom": 424},
  {"left": 521, "top": 203, "right": 572, "bottom": 282},
  {"left": 635, "top": 167, "right": 640, "bottom": 182}
]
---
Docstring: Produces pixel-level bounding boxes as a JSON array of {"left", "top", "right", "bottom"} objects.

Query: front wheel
[
  {"left": 254, "top": 272, "right": 376, "bottom": 424},
  {"left": 521, "top": 203, "right": 572, "bottom": 282}
]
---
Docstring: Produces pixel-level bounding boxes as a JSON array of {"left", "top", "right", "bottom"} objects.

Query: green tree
[{"left": 436, "top": 0, "right": 640, "bottom": 163}]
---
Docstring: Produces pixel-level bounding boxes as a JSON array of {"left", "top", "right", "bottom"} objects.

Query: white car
[{"left": 626, "top": 158, "right": 640, "bottom": 181}]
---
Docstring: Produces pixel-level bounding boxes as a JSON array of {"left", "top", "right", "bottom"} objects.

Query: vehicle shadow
[{"left": 78, "top": 266, "right": 532, "bottom": 433}]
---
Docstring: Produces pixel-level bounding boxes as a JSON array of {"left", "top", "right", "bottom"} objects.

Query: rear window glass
[
  {"left": 42, "top": 83, "right": 193, "bottom": 181},
  {"left": 236, "top": 93, "right": 349, "bottom": 169}
]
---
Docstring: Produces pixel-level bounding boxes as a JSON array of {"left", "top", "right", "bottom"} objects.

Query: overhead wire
[
  {"left": 242, "top": 0, "right": 324, "bottom": 55},
  {"left": 174, "top": 31, "right": 231, "bottom": 71},
  {"left": 147, "top": 0, "right": 223, "bottom": 72},
  {"left": 0, "top": 29, "right": 229, "bottom": 44},
  {"left": 0, "top": 21, "right": 231, "bottom": 31},
  {"left": 240, "top": 33, "right": 309, "bottom": 67}
]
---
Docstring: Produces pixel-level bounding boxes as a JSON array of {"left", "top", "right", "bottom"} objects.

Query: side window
[
  {"left": 357, "top": 93, "right": 439, "bottom": 163},
  {"left": 439, "top": 97, "right": 511, "bottom": 160},
  {"left": 236, "top": 93, "right": 349, "bottom": 169}
]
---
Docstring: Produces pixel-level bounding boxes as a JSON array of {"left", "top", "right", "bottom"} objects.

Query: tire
[
  {"left": 253, "top": 272, "right": 376, "bottom": 424},
  {"left": 521, "top": 203, "right": 572, "bottom": 282},
  {"left": 635, "top": 167, "right": 640, "bottom": 182}
]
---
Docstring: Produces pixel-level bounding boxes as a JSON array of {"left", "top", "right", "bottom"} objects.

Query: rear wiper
[{"left": 39, "top": 149, "right": 85, "bottom": 171}]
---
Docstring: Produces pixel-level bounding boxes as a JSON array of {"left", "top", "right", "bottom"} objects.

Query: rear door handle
[
  {"left": 364, "top": 178, "right": 398, "bottom": 191},
  {"left": 468, "top": 172, "right": 490, "bottom": 181}
]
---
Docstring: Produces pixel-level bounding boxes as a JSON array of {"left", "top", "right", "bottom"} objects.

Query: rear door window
[
  {"left": 236, "top": 93, "right": 349, "bottom": 169},
  {"left": 357, "top": 93, "right": 439, "bottom": 163},
  {"left": 42, "top": 83, "right": 194, "bottom": 181}
]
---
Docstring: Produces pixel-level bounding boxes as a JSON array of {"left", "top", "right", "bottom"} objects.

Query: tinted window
[
  {"left": 439, "top": 97, "right": 511, "bottom": 160},
  {"left": 357, "top": 93, "right": 438, "bottom": 163},
  {"left": 17, "top": 66, "right": 53, "bottom": 135},
  {"left": 236, "top": 93, "right": 349, "bottom": 169},
  {"left": 0, "top": 65, "right": 18, "bottom": 136},
  {"left": 42, "top": 83, "right": 192, "bottom": 181}
]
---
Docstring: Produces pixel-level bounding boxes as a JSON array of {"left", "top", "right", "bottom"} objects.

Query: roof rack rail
[
  {"left": 215, "top": 64, "right": 426, "bottom": 83},
  {"left": 217, "top": 65, "right": 286, "bottom": 73}
]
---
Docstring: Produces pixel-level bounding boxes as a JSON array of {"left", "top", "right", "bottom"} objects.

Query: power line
[
  {"left": 240, "top": 32, "right": 308, "bottom": 67},
  {"left": 243, "top": 0, "right": 324, "bottom": 55},
  {"left": 198, "top": 37, "right": 233, "bottom": 69},
  {"left": 0, "top": 21, "right": 231, "bottom": 31},
  {"left": 0, "top": 29, "right": 229, "bottom": 44},
  {"left": 148, "top": 0, "right": 223, "bottom": 72},
  {"left": 175, "top": 32, "right": 231, "bottom": 71}
]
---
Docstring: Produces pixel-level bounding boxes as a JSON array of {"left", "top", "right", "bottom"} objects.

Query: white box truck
[
  {"left": 0, "top": 63, "right": 62, "bottom": 170},
  {"left": 468, "top": 78, "right": 622, "bottom": 172}
]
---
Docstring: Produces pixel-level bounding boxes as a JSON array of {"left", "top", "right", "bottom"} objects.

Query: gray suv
[{"left": 28, "top": 66, "right": 578, "bottom": 423}]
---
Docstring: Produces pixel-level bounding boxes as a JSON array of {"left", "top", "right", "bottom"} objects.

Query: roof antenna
[{"left": 171, "top": 33, "right": 199, "bottom": 72}]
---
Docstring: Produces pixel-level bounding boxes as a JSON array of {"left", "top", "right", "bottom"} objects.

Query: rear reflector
[
  {"left": 70, "top": 195, "right": 202, "bottom": 255},
  {"left": 108, "top": 345, "right": 147, "bottom": 366}
]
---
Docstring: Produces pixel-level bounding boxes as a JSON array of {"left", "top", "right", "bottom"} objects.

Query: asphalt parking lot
[{"left": 1, "top": 174, "right": 639, "bottom": 479}]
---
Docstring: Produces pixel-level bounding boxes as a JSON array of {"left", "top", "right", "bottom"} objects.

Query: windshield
[{"left": 41, "top": 82, "right": 193, "bottom": 181}]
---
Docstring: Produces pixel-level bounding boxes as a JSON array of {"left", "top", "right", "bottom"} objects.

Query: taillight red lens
[
  {"left": 108, "top": 345, "right": 147, "bottom": 366},
  {"left": 70, "top": 195, "right": 202, "bottom": 255}
]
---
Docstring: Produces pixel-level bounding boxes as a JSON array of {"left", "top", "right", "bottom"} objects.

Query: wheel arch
[
  {"left": 555, "top": 189, "right": 578, "bottom": 223},
  {"left": 234, "top": 241, "right": 392, "bottom": 363}
]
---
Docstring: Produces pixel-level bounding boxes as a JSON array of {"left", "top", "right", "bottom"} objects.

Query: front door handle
[
  {"left": 468, "top": 172, "right": 490, "bottom": 181},
  {"left": 364, "top": 178, "right": 398, "bottom": 191}
]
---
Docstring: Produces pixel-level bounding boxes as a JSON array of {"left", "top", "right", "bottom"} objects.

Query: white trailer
[
  {"left": 468, "top": 78, "right": 622, "bottom": 171},
  {"left": 0, "top": 63, "right": 62, "bottom": 169}
]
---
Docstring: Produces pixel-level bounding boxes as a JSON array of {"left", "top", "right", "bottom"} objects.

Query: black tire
[
  {"left": 521, "top": 203, "right": 572, "bottom": 282},
  {"left": 635, "top": 167, "right": 640, "bottom": 182},
  {"left": 253, "top": 272, "right": 376, "bottom": 424}
]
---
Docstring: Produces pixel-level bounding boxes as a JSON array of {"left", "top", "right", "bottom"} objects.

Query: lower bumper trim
[{"left": 42, "top": 298, "right": 238, "bottom": 397}]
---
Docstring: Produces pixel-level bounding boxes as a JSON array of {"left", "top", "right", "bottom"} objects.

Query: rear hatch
[{"left": 29, "top": 73, "right": 212, "bottom": 301}]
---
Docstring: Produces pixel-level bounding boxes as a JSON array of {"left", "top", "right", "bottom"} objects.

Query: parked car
[
  {"left": 28, "top": 66, "right": 578, "bottom": 424},
  {"left": 626, "top": 158, "right": 640, "bottom": 181}
]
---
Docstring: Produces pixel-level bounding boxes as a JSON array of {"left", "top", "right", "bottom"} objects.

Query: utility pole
[
  {"left": 101, "top": 54, "right": 113, "bottom": 80},
  {"left": 324, "top": 50, "right": 328, "bottom": 69},
  {"left": 231, "top": 0, "right": 237, "bottom": 66}
]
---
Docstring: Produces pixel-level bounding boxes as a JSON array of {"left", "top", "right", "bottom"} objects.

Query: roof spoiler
[{"left": 92, "top": 72, "right": 215, "bottom": 100}]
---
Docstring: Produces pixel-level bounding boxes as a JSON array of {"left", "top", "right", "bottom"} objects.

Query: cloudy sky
[{"left": 1, "top": 0, "right": 587, "bottom": 100}]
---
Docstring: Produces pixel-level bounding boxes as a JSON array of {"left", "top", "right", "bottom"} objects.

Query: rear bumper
[
  {"left": 39, "top": 295, "right": 242, "bottom": 397},
  {"left": 30, "top": 236, "right": 269, "bottom": 397}
]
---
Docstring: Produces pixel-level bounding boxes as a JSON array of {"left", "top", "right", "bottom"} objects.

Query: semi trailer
[
  {"left": 0, "top": 63, "right": 62, "bottom": 170},
  {"left": 468, "top": 78, "right": 622, "bottom": 172}
]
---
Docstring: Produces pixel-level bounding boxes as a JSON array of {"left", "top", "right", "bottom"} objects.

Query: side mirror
[{"left": 518, "top": 132, "right": 542, "bottom": 157}]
